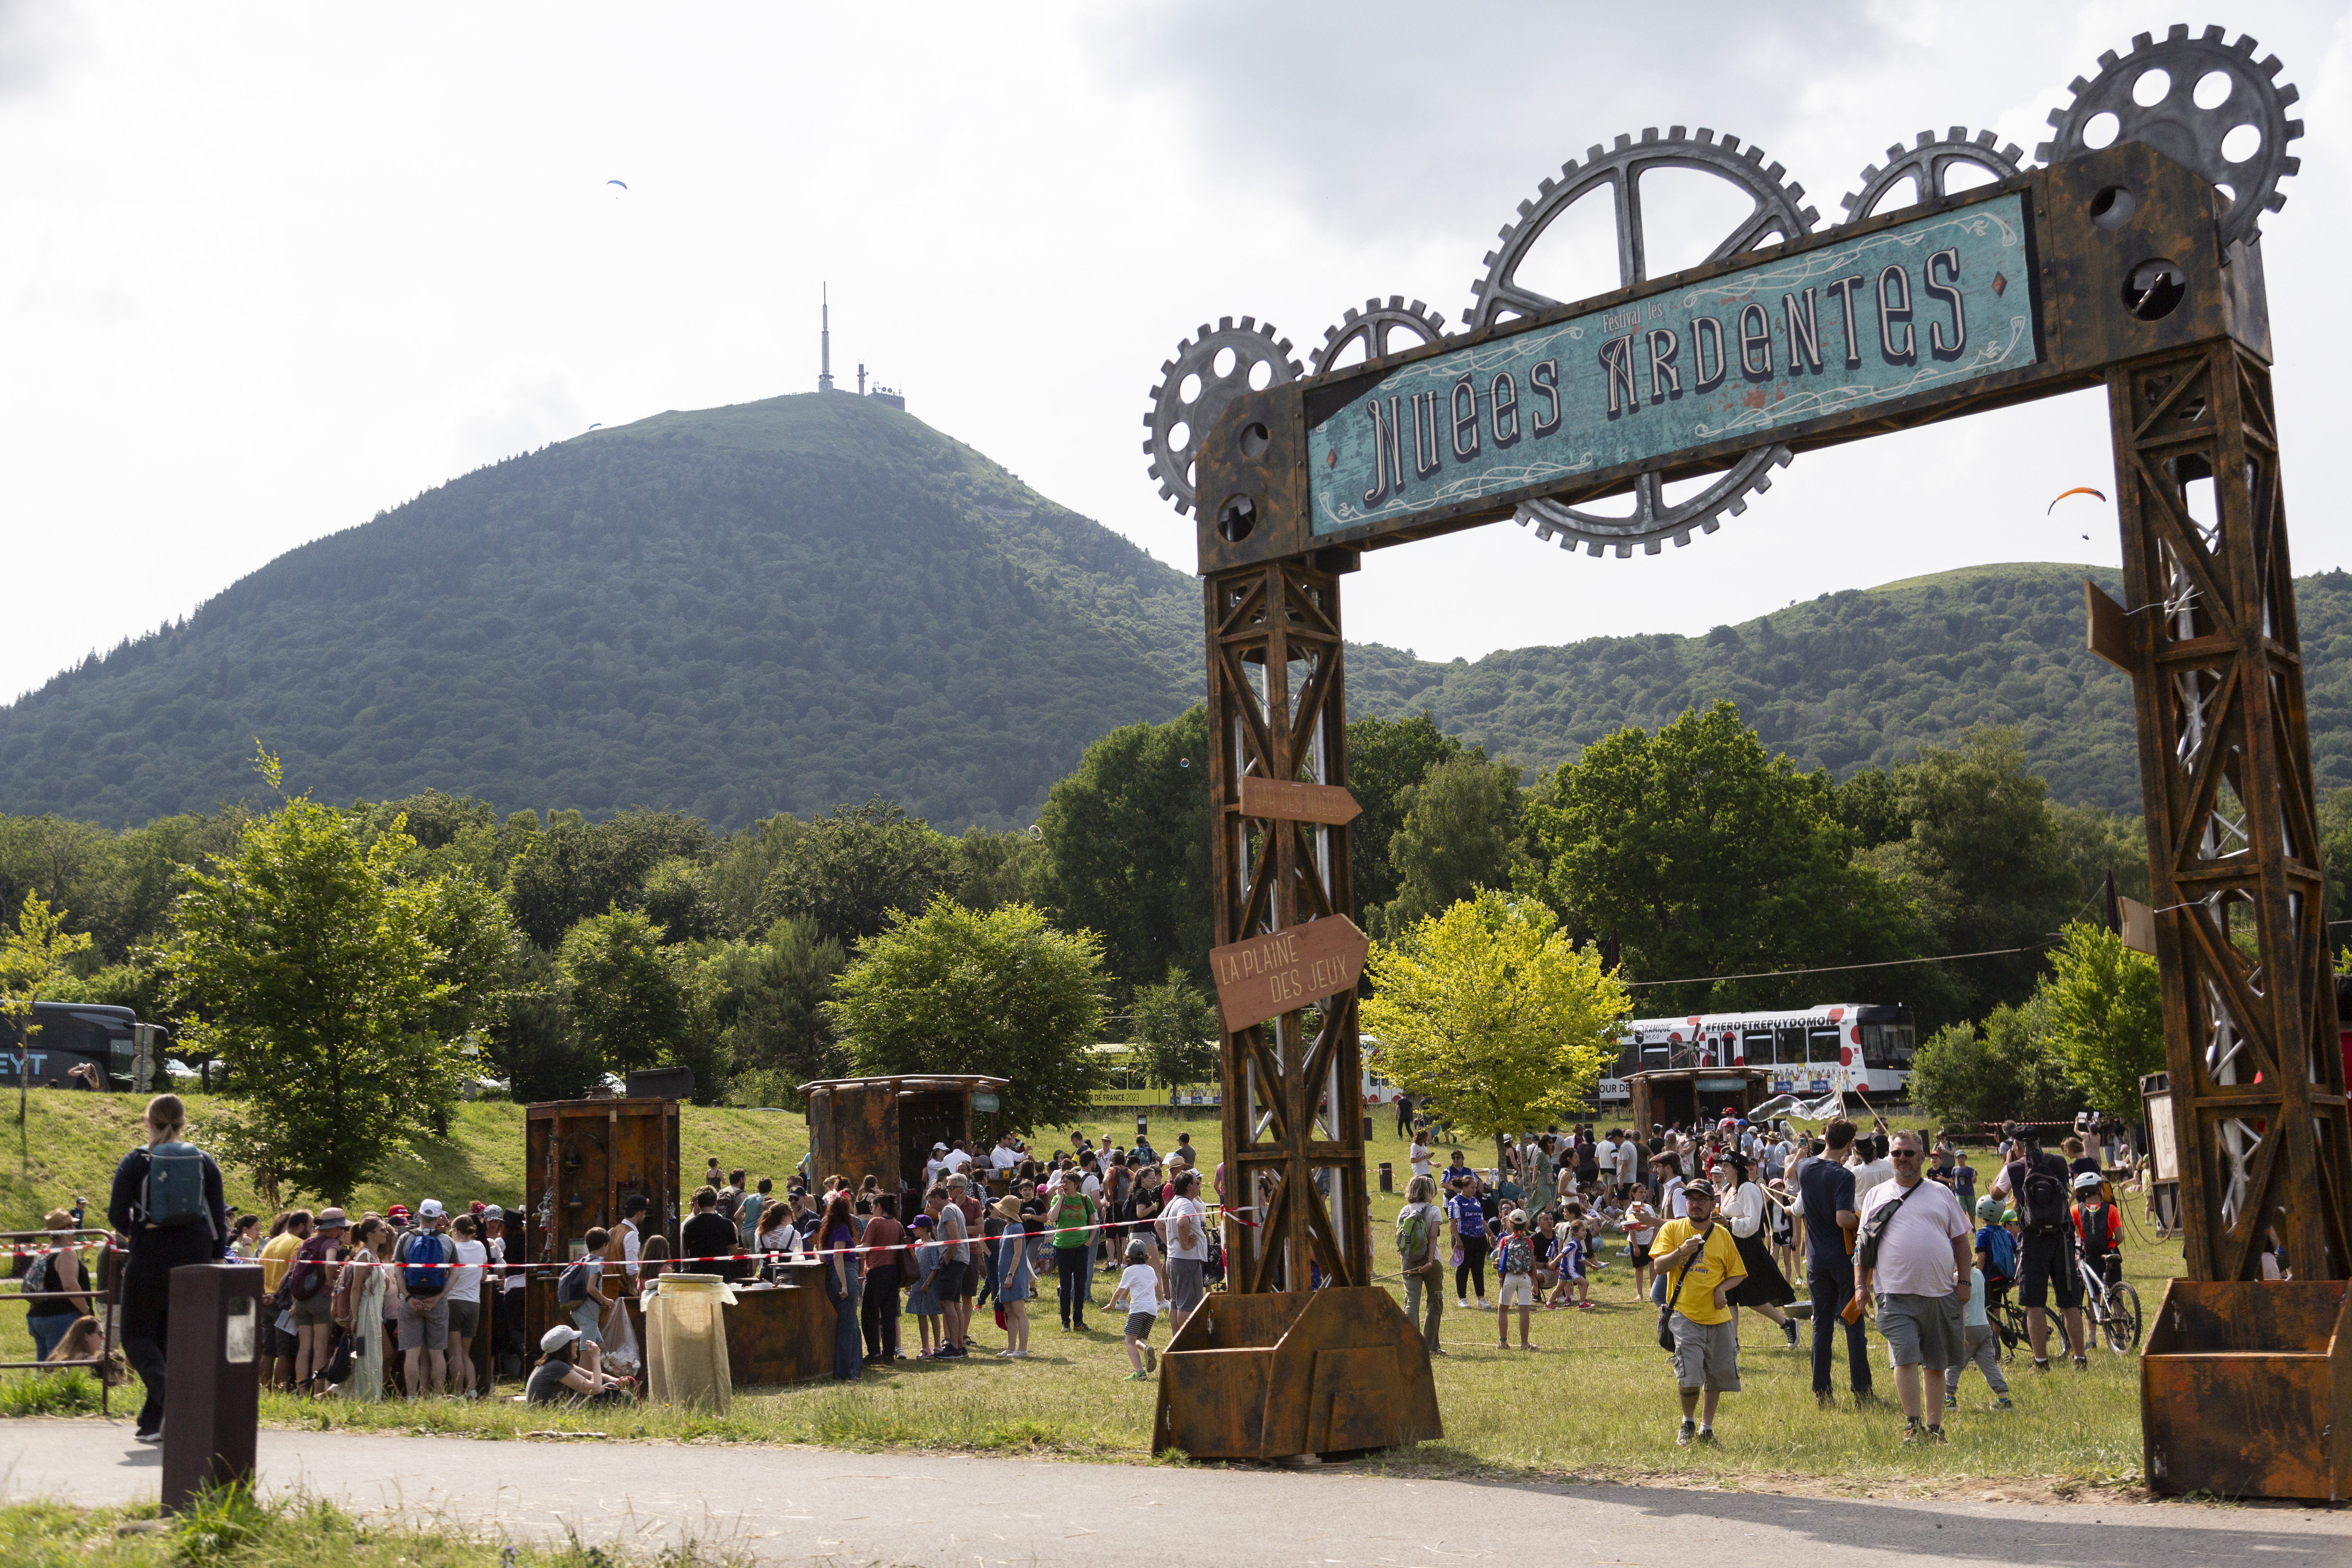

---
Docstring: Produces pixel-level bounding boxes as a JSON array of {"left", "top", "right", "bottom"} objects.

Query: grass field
[{"left": 0, "top": 1102, "right": 2179, "bottom": 1497}]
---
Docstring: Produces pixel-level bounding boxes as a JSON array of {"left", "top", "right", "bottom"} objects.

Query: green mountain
[
  {"left": 6, "top": 379, "right": 2348, "bottom": 832},
  {"left": 1349, "top": 562, "right": 2352, "bottom": 813},
  {"left": 0, "top": 394, "right": 1202, "bottom": 831}
]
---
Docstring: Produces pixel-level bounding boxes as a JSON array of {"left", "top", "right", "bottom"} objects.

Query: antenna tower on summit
[{"left": 818, "top": 283, "right": 835, "bottom": 393}]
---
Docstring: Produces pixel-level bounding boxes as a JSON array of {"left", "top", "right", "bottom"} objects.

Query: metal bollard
[
  {"left": 161, "top": 1261, "right": 262, "bottom": 1514},
  {"left": 1378, "top": 1162, "right": 1393, "bottom": 1193}
]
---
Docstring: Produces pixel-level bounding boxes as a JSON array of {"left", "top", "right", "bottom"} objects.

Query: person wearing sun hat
[
  {"left": 290, "top": 1207, "right": 349, "bottom": 1396},
  {"left": 992, "top": 1192, "right": 1035, "bottom": 1358}
]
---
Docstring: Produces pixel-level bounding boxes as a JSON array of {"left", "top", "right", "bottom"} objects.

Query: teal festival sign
[{"left": 1309, "top": 191, "right": 2036, "bottom": 536}]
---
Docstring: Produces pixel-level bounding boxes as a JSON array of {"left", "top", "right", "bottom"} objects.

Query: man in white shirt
[
  {"left": 617, "top": 1194, "right": 648, "bottom": 1282},
  {"left": 1595, "top": 1134, "right": 1619, "bottom": 1197},
  {"left": 1650, "top": 1153, "right": 1686, "bottom": 1220},
  {"left": 945, "top": 1142, "right": 975, "bottom": 1177},
  {"left": 1856, "top": 1130, "right": 1973, "bottom": 1442},
  {"left": 1615, "top": 1135, "right": 1640, "bottom": 1195},
  {"left": 988, "top": 1136, "right": 1020, "bottom": 1174},
  {"left": 1851, "top": 1134, "right": 1896, "bottom": 1210}
]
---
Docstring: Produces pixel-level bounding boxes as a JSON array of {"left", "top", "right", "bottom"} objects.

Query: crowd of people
[
  {"left": 1391, "top": 1112, "right": 2141, "bottom": 1446},
  {"left": 9, "top": 1094, "right": 2149, "bottom": 1450}
]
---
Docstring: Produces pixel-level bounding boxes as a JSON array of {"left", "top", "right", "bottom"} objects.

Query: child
[
  {"left": 902, "top": 1214, "right": 944, "bottom": 1359},
  {"left": 1619, "top": 1184, "right": 1659, "bottom": 1298},
  {"left": 1530, "top": 1210, "right": 1561, "bottom": 1294},
  {"left": 1547, "top": 1204, "right": 1593, "bottom": 1310},
  {"left": 1945, "top": 1264, "right": 2013, "bottom": 1410},
  {"left": 1493, "top": 1210, "right": 1538, "bottom": 1349},
  {"left": 1108, "top": 1238, "right": 1161, "bottom": 1381}
]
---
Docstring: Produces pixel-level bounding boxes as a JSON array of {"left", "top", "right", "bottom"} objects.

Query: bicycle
[{"left": 2076, "top": 1250, "right": 2142, "bottom": 1354}]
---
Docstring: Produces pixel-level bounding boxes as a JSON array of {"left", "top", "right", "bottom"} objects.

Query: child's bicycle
[{"left": 1987, "top": 1258, "right": 2141, "bottom": 1359}]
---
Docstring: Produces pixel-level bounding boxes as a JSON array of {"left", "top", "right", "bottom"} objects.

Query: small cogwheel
[
  {"left": 1308, "top": 296, "right": 1448, "bottom": 381},
  {"left": 1838, "top": 129, "right": 2026, "bottom": 226},
  {"left": 1143, "top": 317, "right": 1301, "bottom": 517},
  {"left": 2037, "top": 23, "right": 2301, "bottom": 250}
]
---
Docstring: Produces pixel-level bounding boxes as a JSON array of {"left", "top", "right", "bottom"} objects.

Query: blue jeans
[
  {"left": 27, "top": 1313, "right": 74, "bottom": 1363},
  {"left": 1807, "top": 1258, "right": 1874, "bottom": 1398},
  {"left": 826, "top": 1263, "right": 863, "bottom": 1380}
]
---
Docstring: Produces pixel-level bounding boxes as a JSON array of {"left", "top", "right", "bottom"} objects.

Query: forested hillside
[
  {"left": 0, "top": 394, "right": 1200, "bottom": 831},
  {"left": 1352, "top": 564, "right": 2352, "bottom": 813}
]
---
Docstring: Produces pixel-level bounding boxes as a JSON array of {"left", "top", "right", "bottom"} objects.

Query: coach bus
[
  {"left": 0, "top": 1001, "right": 155, "bottom": 1091},
  {"left": 1601, "top": 1002, "right": 1916, "bottom": 1106}
]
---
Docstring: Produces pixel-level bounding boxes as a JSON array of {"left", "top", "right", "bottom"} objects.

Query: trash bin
[
  {"left": 644, "top": 1273, "right": 735, "bottom": 1413},
  {"left": 1378, "top": 1162, "right": 1393, "bottom": 1193}
]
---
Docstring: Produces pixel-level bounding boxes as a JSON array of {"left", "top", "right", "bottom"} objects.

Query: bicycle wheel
[{"left": 2103, "top": 1283, "right": 2142, "bottom": 1353}]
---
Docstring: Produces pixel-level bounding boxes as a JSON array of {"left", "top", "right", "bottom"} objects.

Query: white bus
[{"left": 1600, "top": 1002, "right": 1917, "bottom": 1105}]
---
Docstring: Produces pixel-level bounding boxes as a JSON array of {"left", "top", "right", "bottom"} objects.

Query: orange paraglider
[{"left": 2046, "top": 486, "right": 2107, "bottom": 513}]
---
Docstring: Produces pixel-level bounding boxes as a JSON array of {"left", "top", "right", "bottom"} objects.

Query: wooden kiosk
[
  {"left": 521, "top": 1094, "right": 833, "bottom": 1388},
  {"left": 1627, "top": 1067, "right": 1772, "bottom": 1134},
  {"left": 801, "top": 1074, "right": 1007, "bottom": 1203}
]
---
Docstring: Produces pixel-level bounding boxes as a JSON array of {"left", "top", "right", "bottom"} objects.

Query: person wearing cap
[
  {"left": 394, "top": 1199, "right": 455, "bottom": 1396},
  {"left": 1493, "top": 1209, "right": 1539, "bottom": 1351},
  {"left": 528, "top": 1323, "right": 632, "bottom": 1406},
  {"left": 1650, "top": 1178, "right": 1747, "bottom": 1446},
  {"left": 290, "top": 1207, "right": 350, "bottom": 1397},
  {"left": 1855, "top": 1130, "right": 1973, "bottom": 1443},
  {"left": 925, "top": 1142, "right": 953, "bottom": 1189}
]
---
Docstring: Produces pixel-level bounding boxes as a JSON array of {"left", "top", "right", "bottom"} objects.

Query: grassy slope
[{"left": 2, "top": 1110, "right": 2167, "bottom": 1493}]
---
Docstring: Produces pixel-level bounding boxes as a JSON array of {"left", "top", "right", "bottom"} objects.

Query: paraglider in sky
[
  {"left": 2046, "top": 486, "right": 2106, "bottom": 513},
  {"left": 607, "top": 180, "right": 627, "bottom": 191}
]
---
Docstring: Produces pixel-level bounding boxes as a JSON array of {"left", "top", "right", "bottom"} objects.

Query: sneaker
[
  {"left": 1782, "top": 1321, "right": 1799, "bottom": 1349},
  {"left": 1457, "top": 1298, "right": 1470, "bottom": 1310},
  {"left": 1902, "top": 1421, "right": 1925, "bottom": 1445},
  {"left": 1675, "top": 1418, "right": 1696, "bottom": 1447},
  {"left": 1476, "top": 1299, "right": 1490, "bottom": 1310},
  {"left": 1944, "top": 1392, "right": 1958, "bottom": 1409},
  {"left": 1124, "top": 1370, "right": 1150, "bottom": 1381},
  {"left": 1994, "top": 1396, "right": 2015, "bottom": 1410},
  {"left": 1924, "top": 1425, "right": 1948, "bottom": 1443},
  {"left": 1143, "top": 1346, "right": 1156, "bottom": 1373},
  {"left": 133, "top": 1427, "right": 162, "bottom": 1446},
  {"left": 1695, "top": 1426, "right": 1716, "bottom": 1446}
]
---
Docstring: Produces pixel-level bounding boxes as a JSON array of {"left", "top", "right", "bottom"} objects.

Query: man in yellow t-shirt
[
  {"left": 1650, "top": 1181, "right": 1747, "bottom": 1446},
  {"left": 256, "top": 1211, "right": 310, "bottom": 1392}
]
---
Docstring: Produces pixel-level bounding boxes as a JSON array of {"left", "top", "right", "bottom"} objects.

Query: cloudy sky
[{"left": 3, "top": 0, "right": 2348, "bottom": 703}]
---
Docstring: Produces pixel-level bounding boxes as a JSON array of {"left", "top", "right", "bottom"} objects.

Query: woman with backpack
[
  {"left": 107, "top": 1094, "right": 228, "bottom": 1445},
  {"left": 17, "top": 1209, "right": 93, "bottom": 1364},
  {"left": 1048, "top": 1172, "right": 1098, "bottom": 1332}
]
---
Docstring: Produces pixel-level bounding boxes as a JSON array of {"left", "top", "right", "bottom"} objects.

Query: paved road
[{"left": 3, "top": 1419, "right": 2350, "bottom": 1566}]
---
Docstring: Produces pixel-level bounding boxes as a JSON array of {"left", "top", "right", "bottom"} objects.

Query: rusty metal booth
[{"left": 800, "top": 1074, "right": 1007, "bottom": 1203}]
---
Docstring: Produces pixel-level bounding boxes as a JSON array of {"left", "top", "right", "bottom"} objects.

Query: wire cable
[{"left": 1622, "top": 938, "right": 2061, "bottom": 989}]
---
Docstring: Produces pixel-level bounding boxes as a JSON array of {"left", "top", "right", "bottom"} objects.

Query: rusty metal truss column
[
  {"left": 2111, "top": 339, "right": 2352, "bottom": 1282},
  {"left": 1206, "top": 555, "right": 1371, "bottom": 1292}
]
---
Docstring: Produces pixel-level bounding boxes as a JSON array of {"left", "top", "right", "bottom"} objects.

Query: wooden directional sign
[
  {"left": 1238, "top": 777, "right": 1362, "bottom": 826},
  {"left": 1208, "top": 915, "right": 1370, "bottom": 1034}
]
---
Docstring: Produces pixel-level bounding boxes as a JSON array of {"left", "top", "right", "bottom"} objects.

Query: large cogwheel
[
  {"left": 2038, "top": 23, "right": 2301, "bottom": 251},
  {"left": 1143, "top": 317, "right": 1301, "bottom": 517},
  {"left": 1838, "top": 129, "right": 2026, "bottom": 225},
  {"left": 1308, "top": 296, "right": 1448, "bottom": 381},
  {"left": 1466, "top": 127, "right": 1817, "bottom": 557}
]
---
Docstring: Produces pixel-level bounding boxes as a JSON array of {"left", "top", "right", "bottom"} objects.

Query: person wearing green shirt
[
  {"left": 1650, "top": 1180, "right": 1748, "bottom": 1446},
  {"left": 1047, "top": 1178, "right": 1097, "bottom": 1332}
]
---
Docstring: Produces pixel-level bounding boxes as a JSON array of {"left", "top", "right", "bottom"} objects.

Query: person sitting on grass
[
  {"left": 527, "top": 1324, "right": 633, "bottom": 1407},
  {"left": 1108, "top": 1238, "right": 1161, "bottom": 1381},
  {"left": 42, "top": 1315, "right": 125, "bottom": 1383}
]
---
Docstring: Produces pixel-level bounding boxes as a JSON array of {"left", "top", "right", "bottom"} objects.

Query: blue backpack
[
  {"left": 140, "top": 1141, "right": 215, "bottom": 1236},
  {"left": 1978, "top": 1225, "right": 2017, "bottom": 1285},
  {"left": 401, "top": 1230, "right": 450, "bottom": 1294}
]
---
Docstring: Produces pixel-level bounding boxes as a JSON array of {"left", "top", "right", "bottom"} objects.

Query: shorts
[
  {"left": 397, "top": 1296, "right": 451, "bottom": 1351},
  {"left": 1668, "top": 1312, "right": 1741, "bottom": 1393},
  {"left": 1497, "top": 1274, "right": 1535, "bottom": 1307},
  {"left": 291, "top": 1290, "right": 336, "bottom": 1328},
  {"left": 934, "top": 1260, "right": 969, "bottom": 1301},
  {"left": 1628, "top": 1242, "right": 1653, "bottom": 1268},
  {"left": 446, "top": 1299, "right": 480, "bottom": 1339},
  {"left": 1124, "top": 1311, "right": 1157, "bottom": 1341},
  {"left": 2018, "top": 1232, "right": 2083, "bottom": 1310},
  {"left": 570, "top": 1298, "right": 604, "bottom": 1346},
  {"left": 1877, "top": 1291, "right": 1965, "bottom": 1369}
]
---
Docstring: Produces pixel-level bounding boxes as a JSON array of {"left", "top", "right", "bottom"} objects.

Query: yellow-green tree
[
  {"left": 2041, "top": 919, "right": 2164, "bottom": 1114},
  {"left": 1, "top": 891, "right": 95, "bottom": 1121},
  {"left": 1362, "top": 889, "right": 1627, "bottom": 1167}
]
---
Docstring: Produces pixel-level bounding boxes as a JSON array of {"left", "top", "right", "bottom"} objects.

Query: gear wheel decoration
[
  {"left": 1307, "top": 296, "right": 1448, "bottom": 382},
  {"left": 1143, "top": 317, "right": 1302, "bottom": 517},
  {"left": 1461, "top": 127, "right": 1818, "bottom": 557},
  {"left": 2037, "top": 23, "right": 2301, "bottom": 252},
  {"left": 1838, "top": 128, "right": 2026, "bottom": 225}
]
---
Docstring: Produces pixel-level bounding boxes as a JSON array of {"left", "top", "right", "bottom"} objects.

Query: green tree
[
  {"left": 1361, "top": 889, "right": 1626, "bottom": 1168},
  {"left": 159, "top": 751, "right": 512, "bottom": 1203},
  {"left": 505, "top": 811, "right": 715, "bottom": 948},
  {"left": 758, "top": 797, "right": 948, "bottom": 944},
  {"left": 702, "top": 915, "right": 851, "bottom": 1098},
  {"left": 487, "top": 947, "right": 604, "bottom": 1104},
  {"left": 704, "top": 814, "right": 808, "bottom": 938},
  {"left": 1378, "top": 752, "right": 1527, "bottom": 935},
  {"left": 826, "top": 896, "right": 1109, "bottom": 1134},
  {"left": 946, "top": 826, "right": 1045, "bottom": 912},
  {"left": 557, "top": 908, "right": 690, "bottom": 1080},
  {"left": 1, "top": 891, "right": 95, "bottom": 1121},
  {"left": 2049, "top": 801, "right": 2152, "bottom": 907},
  {"left": 1126, "top": 967, "right": 1220, "bottom": 1100},
  {"left": 1530, "top": 702, "right": 1914, "bottom": 1016},
  {"left": 2040, "top": 919, "right": 2164, "bottom": 1114},
  {"left": 1345, "top": 712, "right": 1464, "bottom": 920},
  {"left": 1032, "top": 706, "right": 1212, "bottom": 997},
  {"left": 1906, "top": 993, "right": 2076, "bottom": 1131}
]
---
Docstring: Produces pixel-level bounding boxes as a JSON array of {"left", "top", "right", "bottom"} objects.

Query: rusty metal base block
[
  {"left": 1150, "top": 1286, "right": 1441, "bottom": 1460},
  {"left": 2143, "top": 1279, "right": 2352, "bottom": 1499}
]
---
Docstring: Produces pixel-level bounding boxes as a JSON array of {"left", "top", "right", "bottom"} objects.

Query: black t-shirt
[
  {"left": 2070, "top": 1156, "right": 2103, "bottom": 1178},
  {"left": 679, "top": 1212, "right": 743, "bottom": 1281},
  {"left": 1798, "top": 1158, "right": 1856, "bottom": 1263},
  {"left": 19, "top": 1245, "right": 87, "bottom": 1321},
  {"left": 2005, "top": 1151, "right": 2072, "bottom": 1231},
  {"left": 527, "top": 1358, "right": 577, "bottom": 1404}
]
